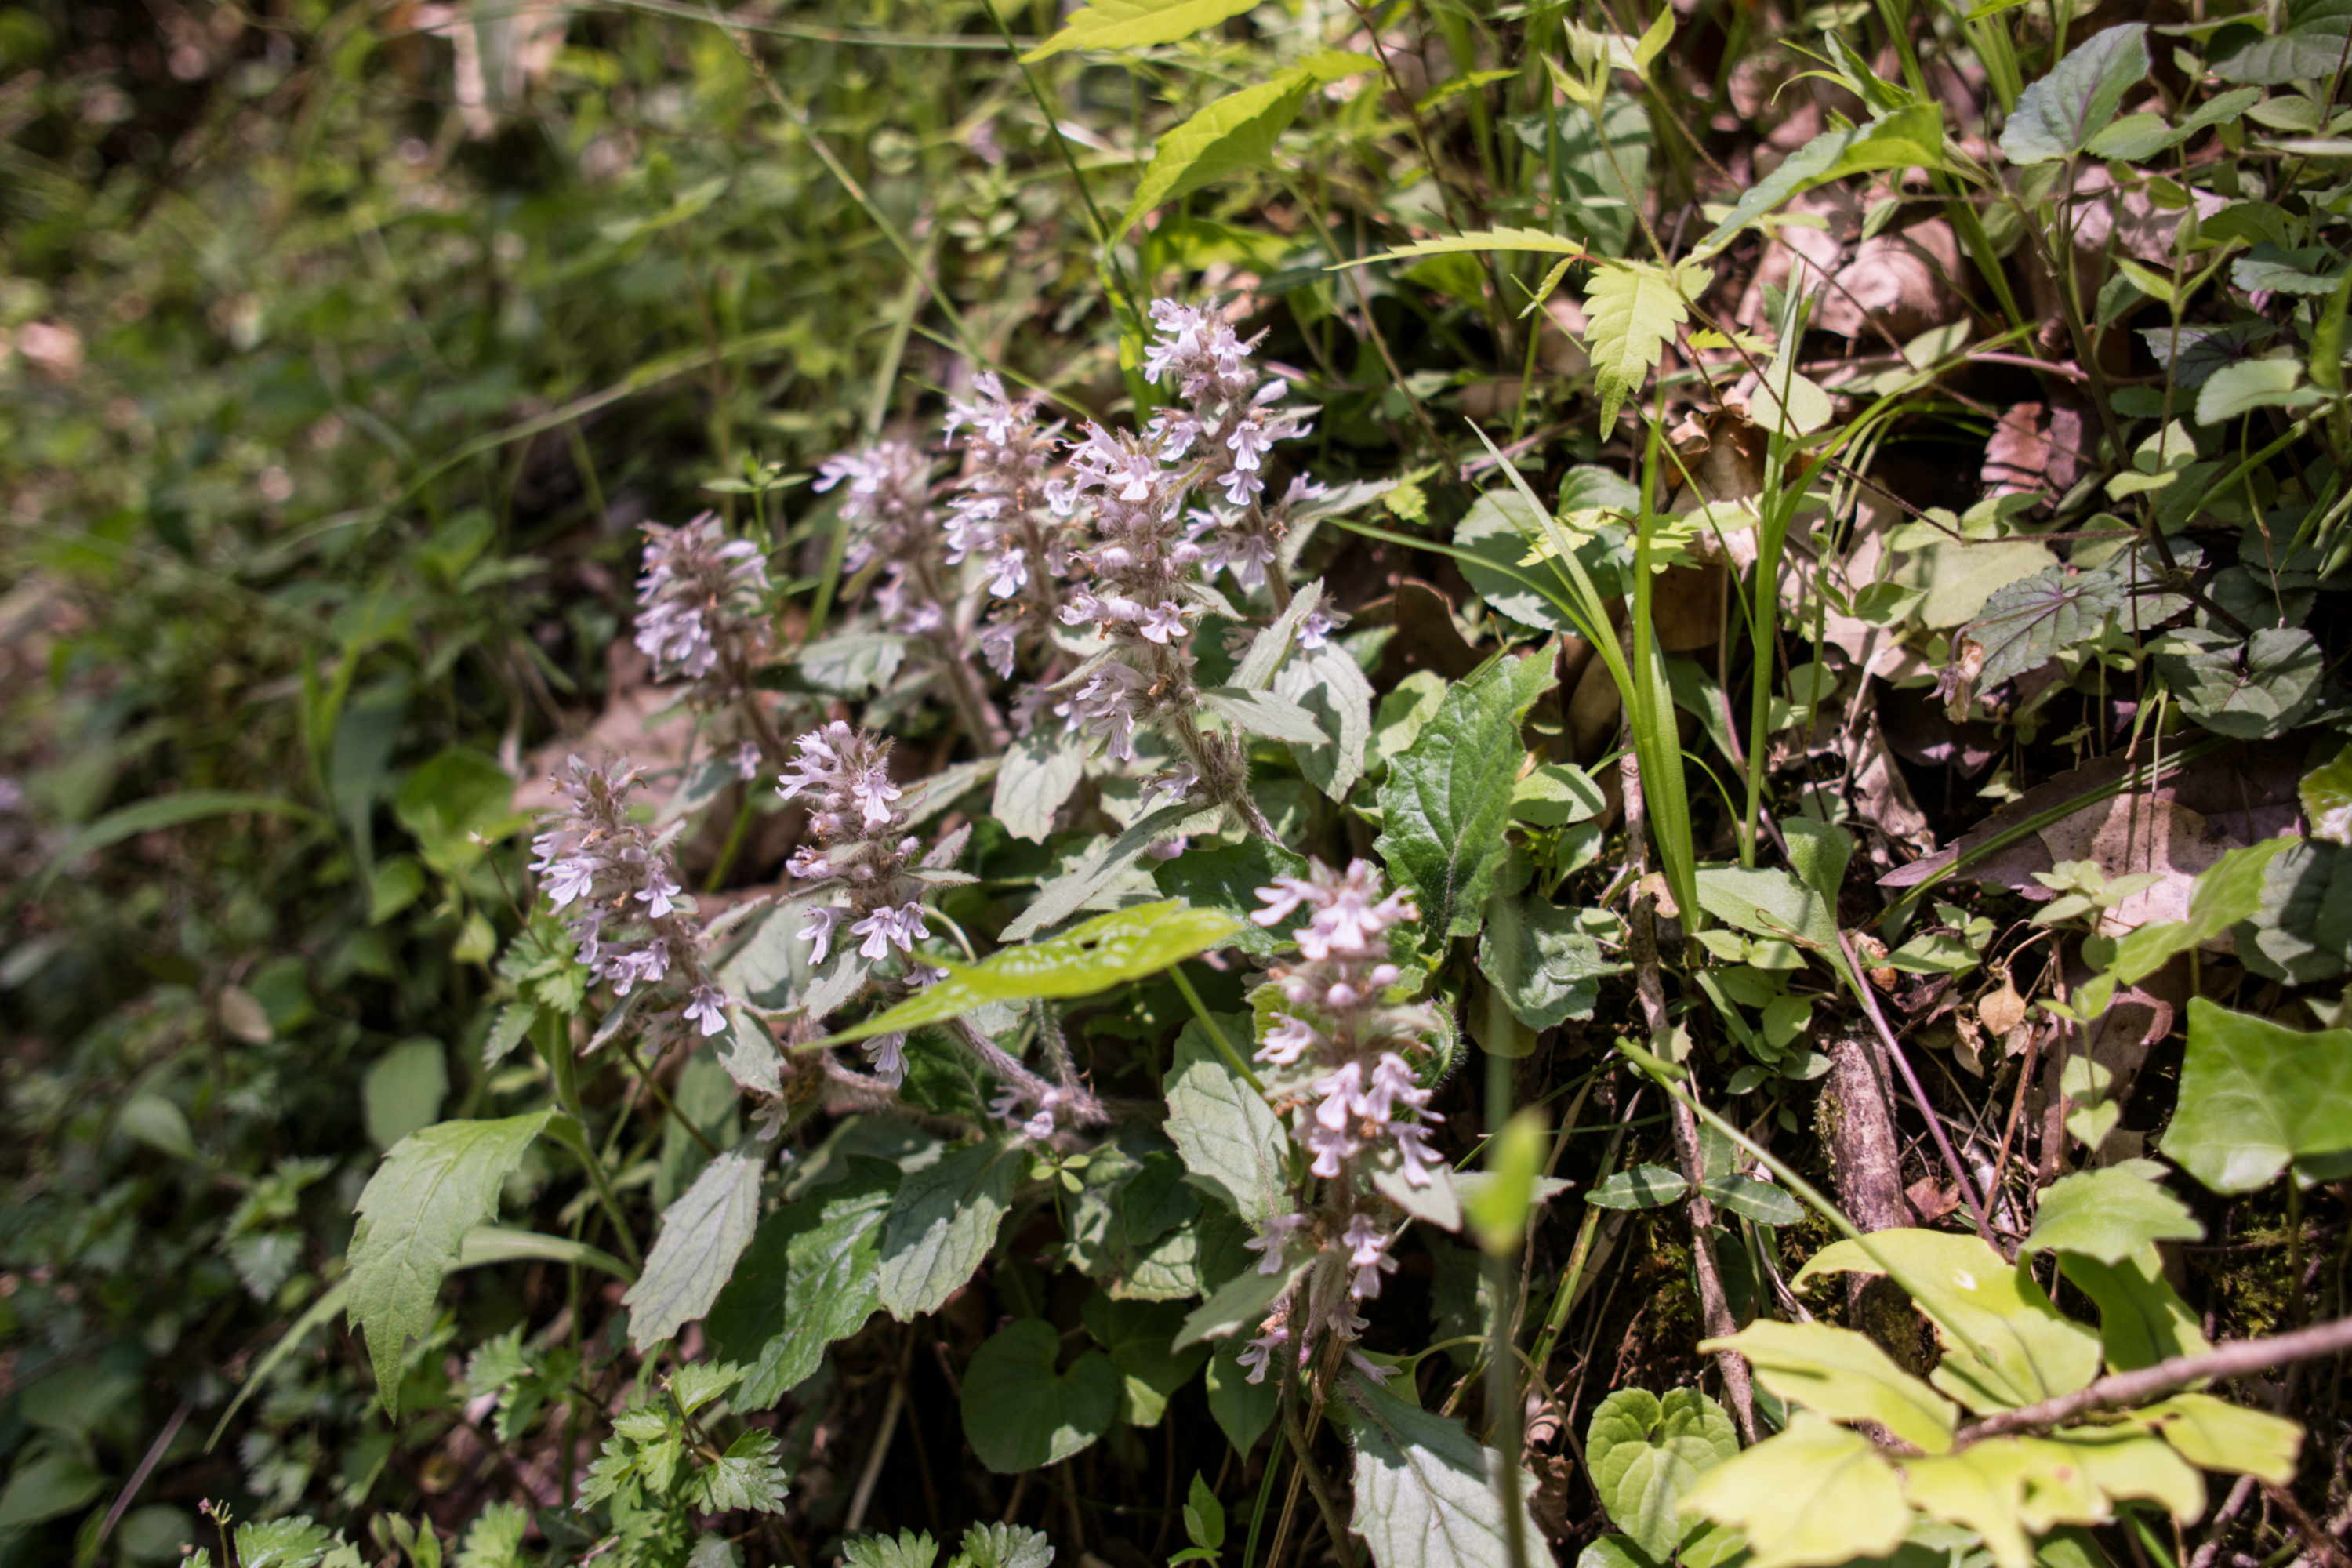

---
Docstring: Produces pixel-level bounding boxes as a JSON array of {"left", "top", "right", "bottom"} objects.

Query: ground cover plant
[{"left": 5, "top": 1, "right": 2352, "bottom": 1566}]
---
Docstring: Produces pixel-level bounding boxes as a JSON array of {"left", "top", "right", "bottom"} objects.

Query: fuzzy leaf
[
  {"left": 2161, "top": 997, "right": 2352, "bottom": 1193},
  {"left": 1585, "top": 1388, "right": 1740, "bottom": 1559},
  {"left": 623, "top": 1143, "right": 768, "bottom": 1351},
  {"left": 876, "top": 1138, "right": 1022, "bottom": 1319},
  {"left": 1375, "top": 652, "right": 1558, "bottom": 942},
  {"left": 2020, "top": 1160, "right": 2201, "bottom": 1264},
  {"left": 1682, "top": 1414, "right": 1909, "bottom": 1568},
  {"left": 962, "top": 1319, "right": 1121, "bottom": 1472},
  {"left": 1998, "top": 24, "right": 2149, "bottom": 164},
  {"left": 346, "top": 1110, "right": 557, "bottom": 1414},
  {"left": 1346, "top": 1372, "right": 1541, "bottom": 1568},
  {"left": 1702, "top": 1320, "right": 1958, "bottom": 1454},
  {"left": 1025, "top": 0, "right": 1258, "bottom": 60}
]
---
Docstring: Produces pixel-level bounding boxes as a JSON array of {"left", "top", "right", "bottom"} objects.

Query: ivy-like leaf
[
  {"left": 2161, "top": 997, "right": 2352, "bottom": 1193},
  {"left": 623, "top": 1143, "right": 768, "bottom": 1352},
  {"left": 877, "top": 1138, "right": 1022, "bottom": 1319},
  {"left": 1700, "top": 1320, "right": 1958, "bottom": 1454},
  {"left": 1681, "top": 1414, "right": 1909, "bottom": 1568},
  {"left": 1024, "top": 0, "right": 1258, "bottom": 60},
  {"left": 1998, "top": 24, "right": 2148, "bottom": 164},
  {"left": 1345, "top": 1372, "right": 1541, "bottom": 1568},
  {"left": 961, "top": 1319, "right": 1121, "bottom": 1472},
  {"left": 2020, "top": 1160, "right": 2201, "bottom": 1265},
  {"left": 707, "top": 1160, "right": 896, "bottom": 1405},
  {"left": 1582, "top": 260, "right": 1708, "bottom": 429},
  {"left": 1375, "top": 652, "right": 1558, "bottom": 942},
  {"left": 347, "top": 1110, "right": 557, "bottom": 1414},
  {"left": 1584, "top": 1388, "right": 1740, "bottom": 1559}
]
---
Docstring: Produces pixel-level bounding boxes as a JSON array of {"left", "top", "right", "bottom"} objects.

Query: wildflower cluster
[
  {"left": 530, "top": 757, "right": 728, "bottom": 1037},
  {"left": 816, "top": 440, "right": 948, "bottom": 636},
  {"left": 943, "top": 371, "right": 1073, "bottom": 680},
  {"left": 1236, "top": 860, "right": 1440, "bottom": 1385}
]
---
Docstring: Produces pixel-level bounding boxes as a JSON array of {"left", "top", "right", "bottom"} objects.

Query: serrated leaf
[
  {"left": 2020, "top": 1160, "right": 2201, "bottom": 1264},
  {"left": 993, "top": 726, "right": 1088, "bottom": 844},
  {"left": 1585, "top": 1388, "right": 1740, "bottom": 1559},
  {"left": 1345, "top": 1372, "right": 1541, "bottom": 1568},
  {"left": 1998, "top": 24, "right": 2149, "bottom": 164},
  {"left": 1682, "top": 1414, "right": 1909, "bottom": 1568},
  {"left": 962, "top": 1319, "right": 1121, "bottom": 1472},
  {"left": 1374, "top": 652, "right": 1558, "bottom": 942},
  {"left": 1586, "top": 1164, "right": 1687, "bottom": 1209},
  {"left": 1584, "top": 260, "right": 1705, "bottom": 429},
  {"left": 707, "top": 1160, "right": 895, "bottom": 1405},
  {"left": 2161, "top": 997, "right": 2352, "bottom": 1193},
  {"left": 1198, "top": 684, "right": 1328, "bottom": 744},
  {"left": 347, "top": 1111, "right": 557, "bottom": 1414},
  {"left": 1700, "top": 105, "right": 1948, "bottom": 250},
  {"left": 1795, "top": 1230, "right": 2100, "bottom": 1414},
  {"left": 829, "top": 899, "right": 1243, "bottom": 1043},
  {"left": 623, "top": 1144, "right": 767, "bottom": 1351},
  {"left": 877, "top": 1138, "right": 1020, "bottom": 1319},
  {"left": 1164, "top": 1016, "right": 1287, "bottom": 1221},
  {"left": 1024, "top": 0, "right": 1258, "bottom": 60},
  {"left": 1701, "top": 1320, "right": 1958, "bottom": 1454}
]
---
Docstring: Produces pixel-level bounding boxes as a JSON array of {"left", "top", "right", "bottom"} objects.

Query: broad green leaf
[
  {"left": 2056, "top": 1249, "right": 2209, "bottom": 1371},
  {"left": 1163, "top": 1016, "right": 1287, "bottom": 1221},
  {"left": 1345, "top": 1372, "right": 1541, "bottom": 1568},
  {"left": 2020, "top": 1161, "right": 2201, "bottom": 1264},
  {"left": 623, "top": 1143, "right": 767, "bottom": 1351},
  {"left": 1795, "top": 1230, "right": 2100, "bottom": 1414},
  {"left": 1584, "top": 260, "right": 1708, "bottom": 429},
  {"left": 998, "top": 804, "right": 1218, "bottom": 941},
  {"left": 1699, "top": 106, "right": 1948, "bottom": 251},
  {"left": 2301, "top": 744, "right": 2352, "bottom": 845},
  {"left": 2117, "top": 1392, "right": 2302, "bottom": 1483},
  {"left": 1998, "top": 25, "right": 2148, "bottom": 164},
  {"left": 1682, "top": 1414, "right": 1909, "bottom": 1568},
  {"left": 993, "top": 726, "right": 1087, "bottom": 844},
  {"left": 829, "top": 899, "right": 1243, "bottom": 1042},
  {"left": 1585, "top": 1388, "right": 1740, "bottom": 1559},
  {"left": 347, "top": 1110, "right": 557, "bottom": 1414},
  {"left": 961, "top": 1319, "right": 1120, "bottom": 1472},
  {"left": 1702, "top": 1320, "right": 1958, "bottom": 1454},
  {"left": 706, "top": 1160, "right": 895, "bottom": 1405},
  {"left": 1198, "top": 684, "right": 1328, "bottom": 745},
  {"left": 1587, "top": 1164, "right": 1687, "bottom": 1209},
  {"left": 2160, "top": 998, "right": 2352, "bottom": 1193},
  {"left": 1024, "top": 0, "right": 1258, "bottom": 60},
  {"left": 1120, "top": 56, "right": 1374, "bottom": 231},
  {"left": 877, "top": 1138, "right": 1022, "bottom": 1319},
  {"left": 1274, "top": 640, "right": 1375, "bottom": 802},
  {"left": 1477, "top": 892, "right": 1620, "bottom": 1029},
  {"left": 1374, "top": 652, "right": 1558, "bottom": 942}
]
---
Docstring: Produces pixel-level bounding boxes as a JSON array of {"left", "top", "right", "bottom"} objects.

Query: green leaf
[
  {"left": 2020, "top": 1160, "right": 2201, "bottom": 1264},
  {"left": 1585, "top": 1388, "right": 1740, "bottom": 1559},
  {"left": 1794, "top": 1230, "right": 2100, "bottom": 1414},
  {"left": 1119, "top": 56, "right": 1373, "bottom": 232},
  {"left": 1477, "top": 893, "right": 1621, "bottom": 1028},
  {"left": 1584, "top": 260, "right": 1706, "bottom": 429},
  {"left": 1375, "top": 652, "right": 1558, "bottom": 942},
  {"left": 347, "top": 1110, "right": 556, "bottom": 1414},
  {"left": 1586, "top": 1164, "right": 1687, "bottom": 1209},
  {"left": 1024, "top": 0, "right": 1259, "bottom": 60},
  {"left": 1699, "top": 106, "right": 1948, "bottom": 250},
  {"left": 1274, "top": 640, "right": 1375, "bottom": 802},
  {"left": 1345, "top": 1372, "right": 1542, "bottom": 1568},
  {"left": 2161, "top": 998, "right": 2352, "bottom": 1193},
  {"left": 1681, "top": 1414, "right": 1909, "bottom": 1568},
  {"left": 706, "top": 1161, "right": 895, "bottom": 1404},
  {"left": 2118, "top": 1392, "right": 2302, "bottom": 1483},
  {"left": 1700, "top": 1320, "right": 1958, "bottom": 1454},
  {"left": 961, "top": 1319, "right": 1121, "bottom": 1472},
  {"left": 877, "top": 1138, "right": 1021, "bottom": 1319},
  {"left": 1998, "top": 24, "right": 2149, "bottom": 164},
  {"left": 993, "top": 726, "right": 1088, "bottom": 844},
  {"left": 622, "top": 1144, "right": 767, "bottom": 1351},
  {"left": 1163, "top": 1015, "right": 1287, "bottom": 1221},
  {"left": 829, "top": 900, "right": 1244, "bottom": 1043},
  {"left": 2300, "top": 744, "right": 2352, "bottom": 846},
  {"left": 1198, "top": 684, "right": 1328, "bottom": 744},
  {"left": 362, "top": 1038, "right": 449, "bottom": 1153}
]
